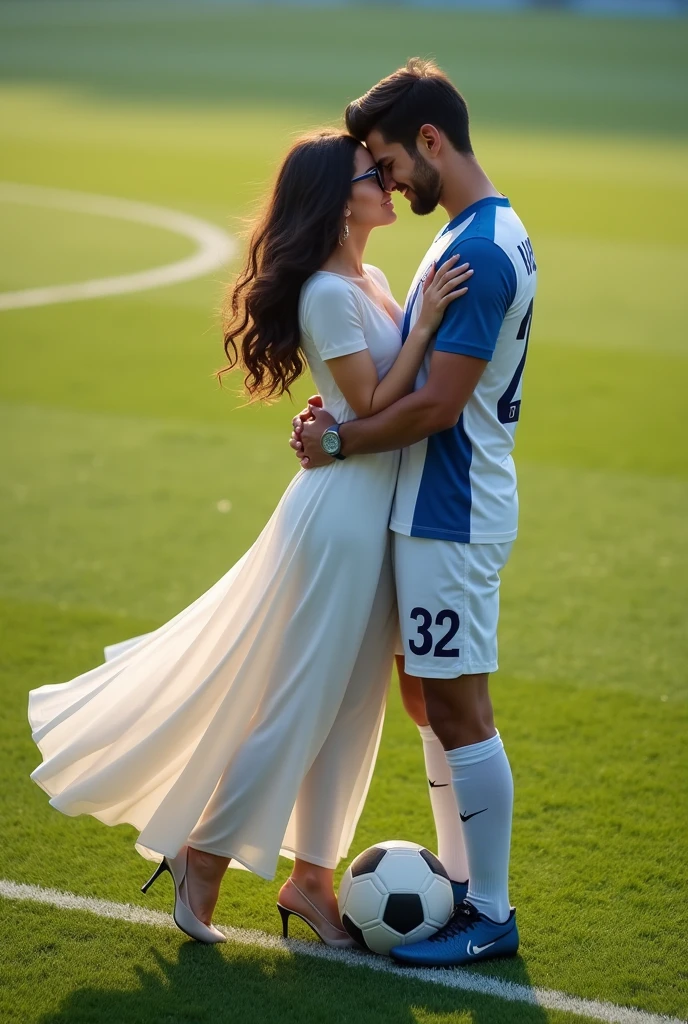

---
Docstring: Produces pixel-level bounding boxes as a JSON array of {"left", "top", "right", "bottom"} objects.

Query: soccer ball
[{"left": 338, "top": 840, "right": 453, "bottom": 956}]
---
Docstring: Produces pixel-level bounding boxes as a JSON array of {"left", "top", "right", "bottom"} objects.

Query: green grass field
[{"left": 1, "top": 3, "right": 687, "bottom": 1022}]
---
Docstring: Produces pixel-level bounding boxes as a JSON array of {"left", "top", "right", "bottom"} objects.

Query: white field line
[
  {"left": 1, "top": 879, "right": 684, "bottom": 1024},
  {"left": 0, "top": 181, "right": 236, "bottom": 310}
]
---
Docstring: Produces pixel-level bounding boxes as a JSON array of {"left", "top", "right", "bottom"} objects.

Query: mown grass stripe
[{"left": 0, "top": 880, "right": 683, "bottom": 1024}]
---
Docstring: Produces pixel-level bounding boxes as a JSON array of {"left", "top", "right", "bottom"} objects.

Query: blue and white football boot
[
  {"left": 390, "top": 900, "right": 518, "bottom": 967},
  {"left": 450, "top": 880, "right": 469, "bottom": 906}
]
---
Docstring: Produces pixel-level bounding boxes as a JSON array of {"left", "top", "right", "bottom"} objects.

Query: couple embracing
[{"left": 28, "top": 59, "right": 537, "bottom": 969}]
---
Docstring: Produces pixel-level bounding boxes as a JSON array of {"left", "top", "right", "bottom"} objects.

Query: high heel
[
  {"left": 141, "top": 859, "right": 169, "bottom": 894},
  {"left": 141, "top": 847, "right": 226, "bottom": 944},
  {"left": 277, "top": 879, "right": 357, "bottom": 950}
]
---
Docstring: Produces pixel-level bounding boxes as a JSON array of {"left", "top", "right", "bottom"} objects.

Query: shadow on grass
[{"left": 37, "top": 936, "right": 552, "bottom": 1024}]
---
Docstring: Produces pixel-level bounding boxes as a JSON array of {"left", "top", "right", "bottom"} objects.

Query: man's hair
[{"left": 345, "top": 58, "right": 473, "bottom": 156}]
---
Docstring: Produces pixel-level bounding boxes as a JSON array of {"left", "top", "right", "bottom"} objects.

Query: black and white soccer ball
[{"left": 337, "top": 840, "right": 453, "bottom": 956}]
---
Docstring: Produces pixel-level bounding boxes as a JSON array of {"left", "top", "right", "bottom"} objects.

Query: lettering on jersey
[
  {"left": 517, "top": 238, "right": 537, "bottom": 276},
  {"left": 497, "top": 299, "right": 534, "bottom": 425}
]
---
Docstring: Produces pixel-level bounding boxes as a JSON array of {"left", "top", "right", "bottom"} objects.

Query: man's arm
[
  {"left": 340, "top": 351, "right": 487, "bottom": 455},
  {"left": 296, "top": 351, "right": 487, "bottom": 466},
  {"left": 293, "top": 236, "right": 514, "bottom": 467}
]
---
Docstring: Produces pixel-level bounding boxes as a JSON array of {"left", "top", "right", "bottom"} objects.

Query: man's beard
[{"left": 407, "top": 155, "right": 442, "bottom": 215}]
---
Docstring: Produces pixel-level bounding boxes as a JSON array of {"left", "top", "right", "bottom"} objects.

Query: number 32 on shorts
[{"left": 408, "top": 607, "right": 460, "bottom": 658}]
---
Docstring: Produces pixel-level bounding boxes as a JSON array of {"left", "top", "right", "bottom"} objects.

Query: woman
[{"left": 27, "top": 131, "right": 472, "bottom": 947}]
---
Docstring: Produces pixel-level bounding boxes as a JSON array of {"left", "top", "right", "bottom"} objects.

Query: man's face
[{"left": 365, "top": 129, "right": 442, "bottom": 216}]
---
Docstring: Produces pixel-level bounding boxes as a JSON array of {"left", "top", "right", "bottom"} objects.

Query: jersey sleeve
[
  {"left": 433, "top": 237, "right": 518, "bottom": 361},
  {"left": 300, "top": 276, "right": 367, "bottom": 361}
]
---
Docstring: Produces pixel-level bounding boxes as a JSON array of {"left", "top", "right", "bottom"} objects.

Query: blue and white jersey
[{"left": 390, "top": 196, "right": 537, "bottom": 544}]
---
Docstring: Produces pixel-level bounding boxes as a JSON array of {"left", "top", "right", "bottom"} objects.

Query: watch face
[{"left": 321, "top": 430, "right": 341, "bottom": 455}]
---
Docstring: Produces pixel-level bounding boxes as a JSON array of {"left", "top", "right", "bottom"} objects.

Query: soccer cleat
[
  {"left": 450, "top": 880, "right": 469, "bottom": 906},
  {"left": 389, "top": 900, "right": 518, "bottom": 967}
]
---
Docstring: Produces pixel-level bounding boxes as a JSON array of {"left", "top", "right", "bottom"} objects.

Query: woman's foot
[
  {"left": 278, "top": 873, "right": 355, "bottom": 947},
  {"left": 141, "top": 848, "right": 226, "bottom": 944},
  {"left": 278, "top": 875, "right": 342, "bottom": 930},
  {"left": 185, "top": 846, "right": 230, "bottom": 926}
]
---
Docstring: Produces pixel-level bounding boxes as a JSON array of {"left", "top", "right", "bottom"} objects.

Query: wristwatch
[{"left": 320, "top": 424, "right": 346, "bottom": 460}]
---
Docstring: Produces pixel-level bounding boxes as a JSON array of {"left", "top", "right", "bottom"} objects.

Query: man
[{"left": 291, "top": 58, "right": 536, "bottom": 967}]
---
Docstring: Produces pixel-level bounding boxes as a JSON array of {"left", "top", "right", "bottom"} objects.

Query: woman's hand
[
  {"left": 293, "top": 405, "right": 337, "bottom": 468},
  {"left": 416, "top": 254, "right": 473, "bottom": 338}
]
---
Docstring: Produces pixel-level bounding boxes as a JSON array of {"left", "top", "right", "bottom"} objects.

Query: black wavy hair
[{"left": 219, "top": 130, "right": 360, "bottom": 400}]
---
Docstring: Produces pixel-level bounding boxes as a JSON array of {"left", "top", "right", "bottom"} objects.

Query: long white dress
[{"left": 28, "top": 266, "right": 403, "bottom": 880}]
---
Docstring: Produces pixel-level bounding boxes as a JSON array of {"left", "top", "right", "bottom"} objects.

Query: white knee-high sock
[
  {"left": 445, "top": 731, "right": 513, "bottom": 924},
  {"left": 418, "top": 725, "right": 468, "bottom": 884}
]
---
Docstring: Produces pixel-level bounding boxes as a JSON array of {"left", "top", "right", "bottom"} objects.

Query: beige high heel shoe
[
  {"left": 141, "top": 846, "right": 226, "bottom": 944},
  {"left": 277, "top": 877, "right": 358, "bottom": 949}
]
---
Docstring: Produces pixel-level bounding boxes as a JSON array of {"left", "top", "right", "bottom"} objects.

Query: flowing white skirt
[{"left": 28, "top": 452, "right": 400, "bottom": 879}]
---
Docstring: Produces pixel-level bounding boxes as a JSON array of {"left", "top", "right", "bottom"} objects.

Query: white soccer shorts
[{"left": 393, "top": 534, "right": 513, "bottom": 679}]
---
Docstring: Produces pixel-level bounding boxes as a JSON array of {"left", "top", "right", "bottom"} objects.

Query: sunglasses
[{"left": 351, "top": 165, "right": 387, "bottom": 192}]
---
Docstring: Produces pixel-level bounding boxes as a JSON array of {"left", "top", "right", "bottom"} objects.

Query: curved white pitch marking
[{"left": 0, "top": 182, "right": 236, "bottom": 311}]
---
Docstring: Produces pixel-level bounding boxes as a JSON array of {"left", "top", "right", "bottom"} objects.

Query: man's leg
[
  {"left": 391, "top": 534, "right": 517, "bottom": 965},
  {"left": 421, "top": 672, "right": 513, "bottom": 925},
  {"left": 396, "top": 655, "right": 469, "bottom": 891}
]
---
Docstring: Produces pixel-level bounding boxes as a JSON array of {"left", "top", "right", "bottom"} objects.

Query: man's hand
[{"left": 290, "top": 402, "right": 336, "bottom": 468}]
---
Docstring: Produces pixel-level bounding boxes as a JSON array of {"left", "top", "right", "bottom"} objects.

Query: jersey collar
[{"left": 440, "top": 196, "right": 511, "bottom": 237}]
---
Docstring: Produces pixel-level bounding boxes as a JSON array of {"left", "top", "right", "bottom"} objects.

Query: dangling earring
[{"left": 339, "top": 209, "right": 351, "bottom": 246}]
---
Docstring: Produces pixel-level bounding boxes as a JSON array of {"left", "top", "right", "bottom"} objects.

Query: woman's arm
[{"left": 325, "top": 257, "right": 472, "bottom": 419}]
